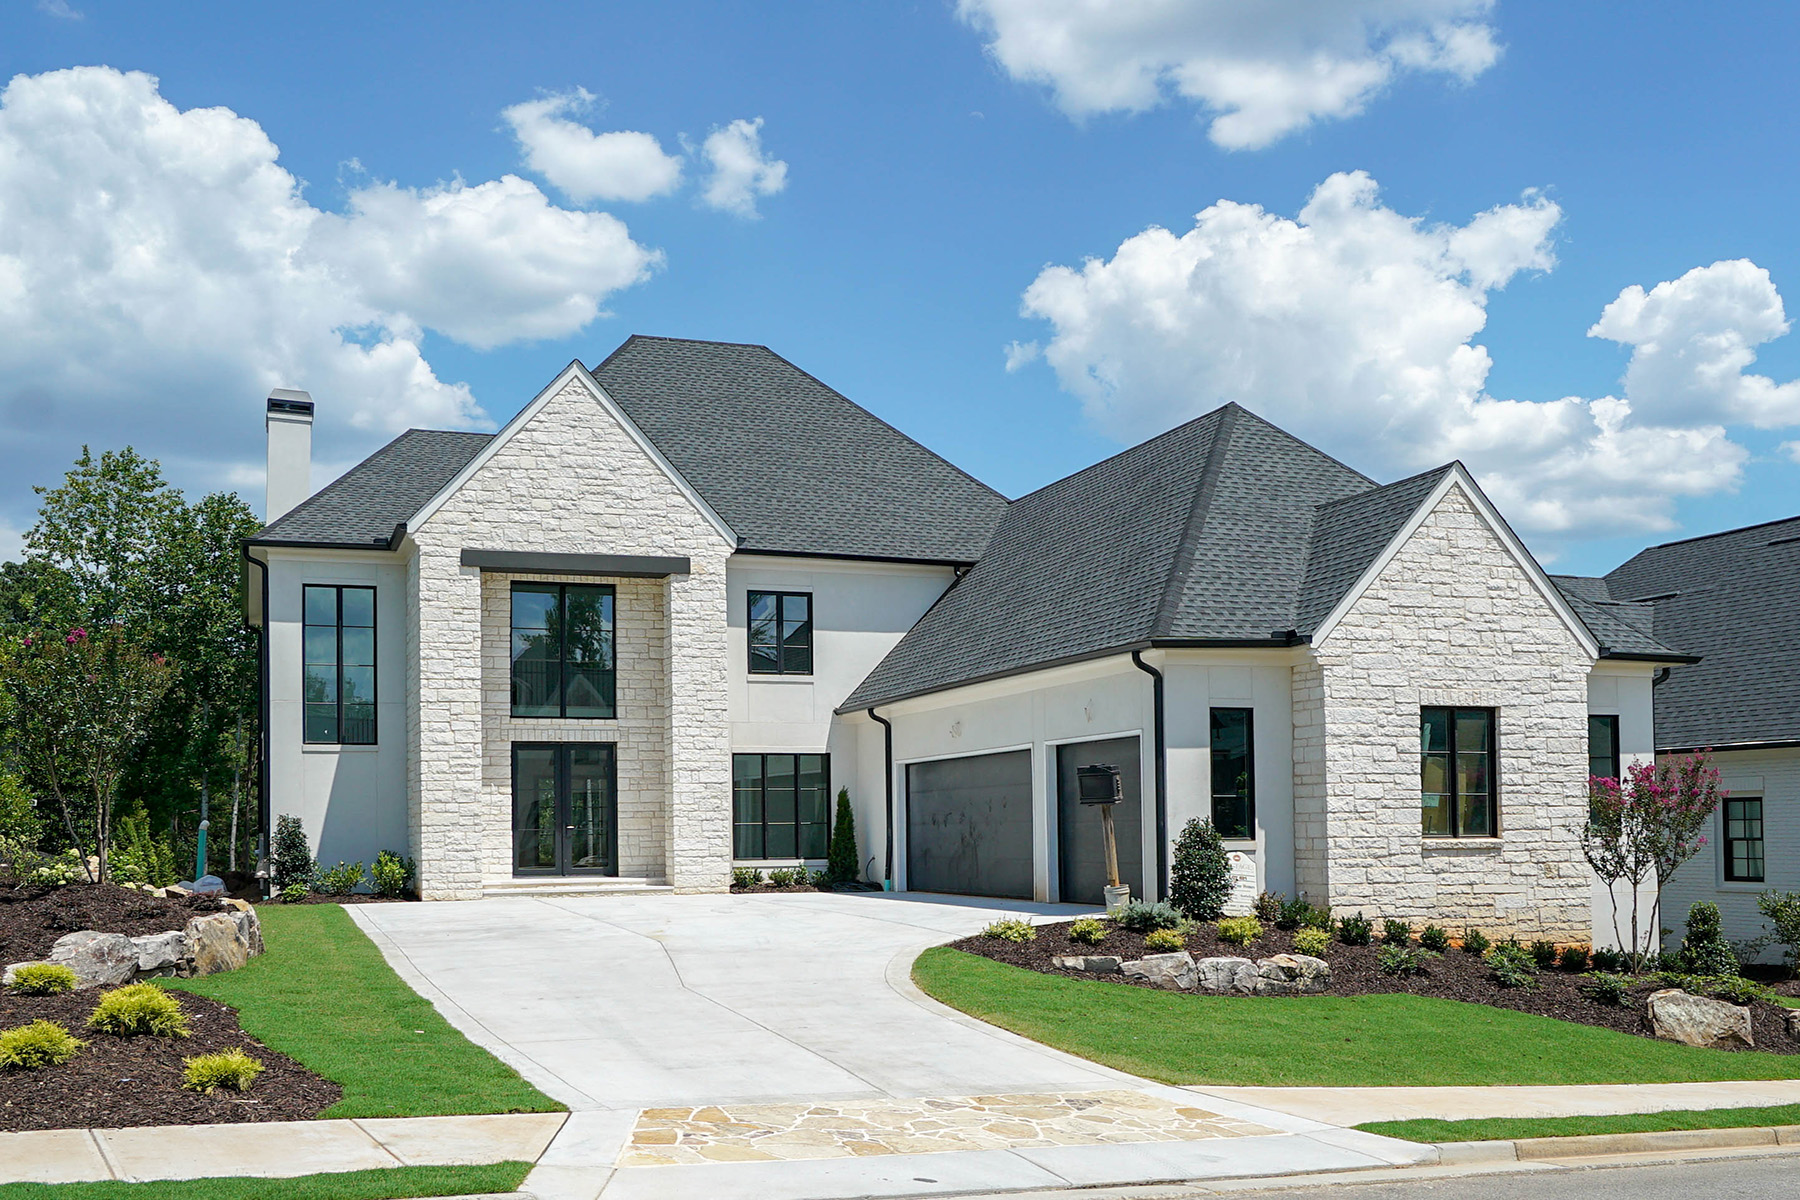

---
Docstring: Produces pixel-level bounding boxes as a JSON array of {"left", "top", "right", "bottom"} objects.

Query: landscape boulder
[
  {"left": 1194, "top": 956, "right": 1259, "bottom": 994},
  {"left": 1051, "top": 955, "right": 1122, "bottom": 974},
  {"left": 7, "top": 931, "right": 142, "bottom": 990},
  {"left": 185, "top": 912, "right": 252, "bottom": 976},
  {"left": 129, "top": 931, "right": 190, "bottom": 976},
  {"left": 1646, "top": 988, "right": 1754, "bottom": 1049},
  {"left": 1121, "top": 951, "right": 1198, "bottom": 991},
  {"left": 1786, "top": 1009, "right": 1800, "bottom": 1039},
  {"left": 1253, "top": 954, "right": 1332, "bottom": 995}
]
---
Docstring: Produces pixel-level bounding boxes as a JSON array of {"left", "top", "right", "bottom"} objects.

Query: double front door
[{"left": 512, "top": 743, "right": 617, "bottom": 875}]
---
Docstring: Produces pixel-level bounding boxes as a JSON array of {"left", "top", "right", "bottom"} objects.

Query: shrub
[
  {"left": 1254, "top": 891, "right": 1283, "bottom": 922},
  {"left": 7, "top": 964, "right": 78, "bottom": 996},
  {"left": 766, "top": 866, "right": 803, "bottom": 887},
  {"left": 1067, "top": 917, "right": 1107, "bottom": 945},
  {"left": 1382, "top": 919, "right": 1412, "bottom": 946},
  {"left": 1698, "top": 976, "right": 1775, "bottom": 1006},
  {"left": 981, "top": 918, "right": 1036, "bottom": 944},
  {"left": 1559, "top": 944, "right": 1591, "bottom": 972},
  {"left": 1757, "top": 890, "right": 1800, "bottom": 976},
  {"left": 371, "top": 850, "right": 415, "bottom": 898},
  {"left": 1337, "top": 911, "right": 1374, "bottom": 946},
  {"left": 807, "top": 869, "right": 831, "bottom": 888},
  {"left": 1679, "top": 901, "right": 1740, "bottom": 977},
  {"left": 1112, "top": 900, "right": 1183, "bottom": 932},
  {"left": 1169, "top": 818, "right": 1231, "bottom": 920},
  {"left": 1461, "top": 928, "right": 1491, "bottom": 956},
  {"left": 1418, "top": 924, "right": 1450, "bottom": 953},
  {"left": 110, "top": 807, "right": 178, "bottom": 888},
  {"left": 730, "top": 867, "right": 762, "bottom": 888},
  {"left": 1216, "top": 916, "right": 1263, "bottom": 947},
  {"left": 1276, "top": 896, "right": 1312, "bottom": 930},
  {"left": 1144, "top": 928, "right": 1186, "bottom": 952},
  {"left": 1528, "top": 940, "right": 1559, "bottom": 970},
  {"left": 1583, "top": 972, "right": 1632, "bottom": 1006},
  {"left": 183, "top": 1049, "right": 264, "bottom": 1094},
  {"left": 1378, "top": 945, "right": 1436, "bottom": 977},
  {"left": 1293, "top": 927, "right": 1331, "bottom": 956},
  {"left": 1487, "top": 943, "right": 1539, "bottom": 990},
  {"left": 0, "top": 1020, "right": 83, "bottom": 1069},
  {"left": 313, "top": 860, "right": 365, "bottom": 896},
  {"left": 278, "top": 881, "right": 308, "bottom": 904},
  {"left": 1301, "top": 903, "right": 1333, "bottom": 931},
  {"left": 1589, "top": 946, "right": 1626, "bottom": 973},
  {"left": 269, "top": 814, "right": 313, "bottom": 892},
  {"left": 827, "top": 787, "right": 859, "bottom": 884},
  {"left": 88, "top": 984, "right": 189, "bottom": 1038}
]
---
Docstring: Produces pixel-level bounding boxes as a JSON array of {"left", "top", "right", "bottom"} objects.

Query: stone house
[{"left": 245, "top": 335, "right": 1691, "bottom": 940}]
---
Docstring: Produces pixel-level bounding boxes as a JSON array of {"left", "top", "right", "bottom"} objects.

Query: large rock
[
  {"left": 1121, "top": 951, "right": 1197, "bottom": 991},
  {"left": 185, "top": 912, "right": 251, "bottom": 976},
  {"left": 1647, "top": 988, "right": 1754, "bottom": 1049},
  {"left": 1254, "top": 954, "right": 1332, "bottom": 995},
  {"left": 1194, "top": 956, "right": 1260, "bottom": 994},
  {"left": 129, "top": 931, "right": 190, "bottom": 976},
  {"left": 1051, "top": 955, "right": 1122, "bottom": 974},
  {"left": 46, "top": 930, "right": 138, "bottom": 989},
  {"left": 1785, "top": 1009, "right": 1800, "bottom": 1039}
]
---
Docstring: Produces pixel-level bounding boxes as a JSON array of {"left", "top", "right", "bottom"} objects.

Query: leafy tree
[
  {"left": 826, "top": 787, "right": 858, "bottom": 884},
  {"left": 1169, "top": 817, "right": 1232, "bottom": 920}
]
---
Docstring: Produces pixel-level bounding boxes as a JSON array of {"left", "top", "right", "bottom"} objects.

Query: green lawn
[
  {"left": 168, "top": 904, "right": 560, "bottom": 1119},
  {"left": 914, "top": 948, "right": 1800, "bottom": 1088},
  {"left": 1361, "top": 1104, "right": 1800, "bottom": 1143},
  {"left": 0, "top": 1163, "right": 530, "bottom": 1200}
]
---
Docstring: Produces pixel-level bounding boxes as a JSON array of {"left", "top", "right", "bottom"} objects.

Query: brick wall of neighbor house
[
  {"left": 1294, "top": 483, "right": 1594, "bottom": 939},
  {"left": 409, "top": 375, "right": 733, "bottom": 899}
]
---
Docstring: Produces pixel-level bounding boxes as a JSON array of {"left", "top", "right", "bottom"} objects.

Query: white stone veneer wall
[
  {"left": 1293, "top": 483, "right": 1594, "bottom": 940},
  {"left": 409, "top": 375, "right": 733, "bottom": 899}
]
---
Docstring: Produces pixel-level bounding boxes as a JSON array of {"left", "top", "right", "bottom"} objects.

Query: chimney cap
[{"left": 267, "top": 388, "right": 314, "bottom": 418}]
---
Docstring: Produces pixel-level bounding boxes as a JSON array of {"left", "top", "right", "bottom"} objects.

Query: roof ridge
[
  {"left": 1004, "top": 405, "right": 1233, "bottom": 509},
  {"left": 1644, "top": 511, "right": 1800, "bottom": 551},
  {"left": 1151, "top": 405, "right": 1238, "bottom": 637},
  {"left": 1314, "top": 462, "right": 1453, "bottom": 512},
  {"left": 1224, "top": 402, "right": 1379, "bottom": 488}
]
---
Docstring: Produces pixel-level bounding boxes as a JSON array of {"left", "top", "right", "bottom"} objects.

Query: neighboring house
[
  {"left": 1561, "top": 518, "right": 1800, "bottom": 953},
  {"left": 245, "top": 335, "right": 1689, "bottom": 942}
]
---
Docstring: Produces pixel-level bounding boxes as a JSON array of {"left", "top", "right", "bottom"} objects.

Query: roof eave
[{"left": 1598, "top": 650, "right": 1701, "bottom": 665}]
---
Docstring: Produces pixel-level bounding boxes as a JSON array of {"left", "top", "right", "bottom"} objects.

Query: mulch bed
[
  {"left": 0, "top": 884, "right": 230, "bottom": 965},
  {"left": 0, "top": 987, "right": 339, "bottom": 1131},
  {"left": 953, "top": 919, "right": 1800, "bottom": 1055}
]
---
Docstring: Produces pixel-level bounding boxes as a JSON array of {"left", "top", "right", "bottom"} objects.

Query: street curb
[{"left": 1434, "top": 1122, "right": 1800, "bottom": 1163}]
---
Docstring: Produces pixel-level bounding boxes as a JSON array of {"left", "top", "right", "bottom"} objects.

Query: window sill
[
  {"left": 302, "top": 743, "right": 381, "bottom": 754},
  {"left": 746, "top": 675, "right": 815, "bottom": 684},
  {"left": 1719, "top": 881, "right": 1767, "bottom": 892},
  {"left": 1421, "top": 836, "right": 1504, "bottom": 850}
]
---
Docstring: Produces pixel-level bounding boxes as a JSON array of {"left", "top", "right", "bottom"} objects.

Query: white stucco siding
[
  {"left": 408, "top": 372, "right": 734, "bottom": 899},
  {"left": 1304, "top": 482, "right": 1596, "bottom": 939},
  {"left": 1660, "top": 746, "right": 1800, "bottom": 959},
  {"left": 264, "top": 548, "right": 409, "bottom": 871},
  {"left": 1588, "top": 665, "right": 1659, "bottom": 951}
]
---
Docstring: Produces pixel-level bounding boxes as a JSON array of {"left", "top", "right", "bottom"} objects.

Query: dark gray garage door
[
  {"left": 1056, "top": 737, "right": 1143, "bottom": 905},
  {"left": 906, "top": 750, "right": 1034, "bottom": 899}
]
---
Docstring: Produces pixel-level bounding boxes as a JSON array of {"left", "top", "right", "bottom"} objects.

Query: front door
[{"left": 512, "top": 743, "right": 618, "bottom": 875}]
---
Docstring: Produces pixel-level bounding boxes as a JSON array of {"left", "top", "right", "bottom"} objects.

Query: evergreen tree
[
  {"left": 1679, "top": 900, "right": 1739, "bottom": 976},
  {"left": 1169, "top": 817, "right": 1231, "bottom": 920},
  {"left": 270, "top": 814, "right": 314, "bottom": 891},
  {"left": 827, "top": 787, "right": 858, "bottom": 884}
]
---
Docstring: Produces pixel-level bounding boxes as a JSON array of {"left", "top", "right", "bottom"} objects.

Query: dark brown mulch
[
  {"left": 0, "top": 987, "right": 340, "bottom": 1131},
  {"left": 0, "top": 885, "right": 229, "bottom": 964},
  {"left": 954, "top": 920, "right": 1800, "bottom": 1055}
]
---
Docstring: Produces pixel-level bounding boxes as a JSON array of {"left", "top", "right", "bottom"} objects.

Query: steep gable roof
[
  {"left": 1602, "top": 515, "right": 1800, "bottom": 749},
  {"left": 1292, "top": 466, "right": 1454, "bottom": 636},
  {"left": 250, "top": 429, "right": 493, "bottom": 549}
]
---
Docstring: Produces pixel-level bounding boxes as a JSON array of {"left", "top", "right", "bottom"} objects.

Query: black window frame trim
[
  {"left": 732, "top": 751, "right": 831, "bottom": 861},
  {"left": 1723, "top": 795, "right": 1765, "bottom": 884},
  {"left": 747, "top": 589, "right": 814, "bottom": 677},
  {"left": 509, "top": 581, "right": 618, "bottom": 720},
  {"left": 1588, "top": 713, "right": 1622, "bottom": 782},
  {"left": 1421, "top": 706, "right": 1499, "bottom": 839},
  {"left": 1208, "top": 707, "right": 1256, "bottom": 841},
  {"left": 302, "top": 583, "right": 377, "bottom": 747}
]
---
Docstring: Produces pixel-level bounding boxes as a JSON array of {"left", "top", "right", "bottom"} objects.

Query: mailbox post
[{"left": 1076, "top": 763, "right": 1132, "bottom": 911}]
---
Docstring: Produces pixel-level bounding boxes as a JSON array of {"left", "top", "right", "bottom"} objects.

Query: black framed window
[
  {"left": 748, "top": 591, "right": 812, "bottom": 675},
  {"left": 1421, "top": 707, "right": 1495, "bottom": 837},
  {"left": 303, "top": 585, "right": 376, "bottom": 745},
  {"left": 1725, "top": 796, "right": 1765, "bottom": 882},
  {"left": 1588, "top": 714, "right": 1621, "bottom": 782},
  {"left": 733, "top": 753, "right": 829, "bottom": 858},
  {"left": 1209, "top": 708, "right": 1255, "bottom": 840},
  {"left": 511, "top": 583, "right": 616, "bottom": 719}
]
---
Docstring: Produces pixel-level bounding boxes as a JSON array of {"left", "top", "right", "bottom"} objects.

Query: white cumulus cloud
[
  {"left": 699, "top": 118, "right": 788, "bottom": 217},
  {"left": 1015, "top": 171, "right": 1791, "bottom": 543},
  {"left": 0, "top": 66, "right": 662, "bottom": 522},
  {"left": 1004, "top": 340, "right": 1042, "bottom": 372},
  {"left": 958, "top": 0, "right": 1499, "bottom": 149},
  {"left": 501, "top": 89, "right": 684, "bottom": 204}
]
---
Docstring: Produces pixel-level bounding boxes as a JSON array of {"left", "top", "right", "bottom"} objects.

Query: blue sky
[{"left": 3, "top": 0, "right": 1797, "bottom": 574}]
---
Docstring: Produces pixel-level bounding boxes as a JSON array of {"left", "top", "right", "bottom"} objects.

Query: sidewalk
[{"left": 1191, "top": 1080, "right": 1800, "bottom": 1127}]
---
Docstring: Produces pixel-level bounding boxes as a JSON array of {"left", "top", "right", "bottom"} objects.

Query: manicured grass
[
  {"left": 914, "top": 948, "right": 1800, "bottom": 1087},
  {"left": 1360, "top": 1104, "right": 1800, "bottom": 1143},
  {"left": 168, "top": 905, "right": 560, "bottom": 1119},
  {"left": 0, "top": 1162, "right": 530, "bottom": 1200}
]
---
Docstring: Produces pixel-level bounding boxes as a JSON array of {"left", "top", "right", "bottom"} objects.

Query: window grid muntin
[
  {"left": 1421, "top": 706, "right": 1495, "bottom": 838},
  {"left": 510, "top": 582, "right": 616, "bottom": 719},
  {"left": 303, "top": 584, "right": 376, "bottom": 746},
  {"left": 1209, "top": 708, "right": 1255, "bottom": 840},
  {"left": 732, "top": 752, "right": 830, "bottom": 859},
  {"left": 747, "top": 590, "right": 813, "bottom": 675},
  {"left": 1725, "top": 796, "right": 1765, "bottom": 883}
]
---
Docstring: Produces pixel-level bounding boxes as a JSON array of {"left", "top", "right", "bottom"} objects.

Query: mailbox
[{"left": 1076, "top": 763, "right": 1122, "bottom": 806}]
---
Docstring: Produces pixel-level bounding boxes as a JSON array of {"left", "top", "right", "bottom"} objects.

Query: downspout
[
  {"left": 867, "top": 707, "right": 895, "bottom": 888},
  {"left": 1130, "top": 649, "right": 1168, "bottom": 901},
  {"left": 241, "top": 543, "right": 272, "bottom": 898}
]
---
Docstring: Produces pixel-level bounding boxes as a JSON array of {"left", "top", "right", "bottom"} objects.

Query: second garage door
[{"left": 906, "top": 750, "right": 1034, "bottom": 899}]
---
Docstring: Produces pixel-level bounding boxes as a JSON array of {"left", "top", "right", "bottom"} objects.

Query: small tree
[
  {"left": 269, "top": 814, "right": 314, "bottom": 892},
  {"left": 1678, "top": 900, "right": 1738, "bottom": 976},
  {"left": 1757, "top": 890, "right": 1800, "bottom": 978},
  {"left": 1170, "top": 817, "right": 1231, "bottom": 920},
  {"left": 826, "top": 787, "right": 858, "bottom": 884}
]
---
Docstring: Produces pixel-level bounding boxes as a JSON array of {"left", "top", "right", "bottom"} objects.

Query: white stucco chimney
[{"left": 265, "top": 388, "right": 315, "bottom": 523}]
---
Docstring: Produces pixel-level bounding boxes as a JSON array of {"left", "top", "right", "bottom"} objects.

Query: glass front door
[{"left": 512, "top": 743, "right": 617, "bottom": 875}]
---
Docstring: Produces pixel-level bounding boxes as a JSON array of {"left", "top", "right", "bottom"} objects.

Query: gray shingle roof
[
  {"left": 593, "top": 336, "right": 1008, "bottom": 563},
  {"left": 1292, "top": 466, "right": 1454, "bottom": 635},
  {"left": 1601, "top": 515, "right": 1800, "bottom": 749},
  {"left": 1545, "top": 577, "right": 1680, "bottom": 661},
  {"left": 251, "top": 429, "right": 492, "bottom": 548},
  {"left": 841, "top": 403, "right": 1380, "bottom": 710}
]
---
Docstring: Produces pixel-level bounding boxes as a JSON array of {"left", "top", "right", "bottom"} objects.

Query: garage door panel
[
  {"left": 906, "top": 750, "right": 1033, "bottom": 900},
  {"left": 1056, "top": 736, "right": 1143, "bottom": 906}
]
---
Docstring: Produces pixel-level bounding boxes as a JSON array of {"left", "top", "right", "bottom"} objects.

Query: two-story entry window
[
  {"left": 304, "top": 585, "right": 376, "bottom": 745},
  {"left": 733, "top": 753, "right": 829, "bottom": 859},
  {"left": 748, "top": 591, "right": 812, "bottom": 675},
  {"left": 511, "top": 583, "right": 616, "bottom": 719},
  {"left": 1421, "top": 707, "right": 1496, "bottom": 837}
]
